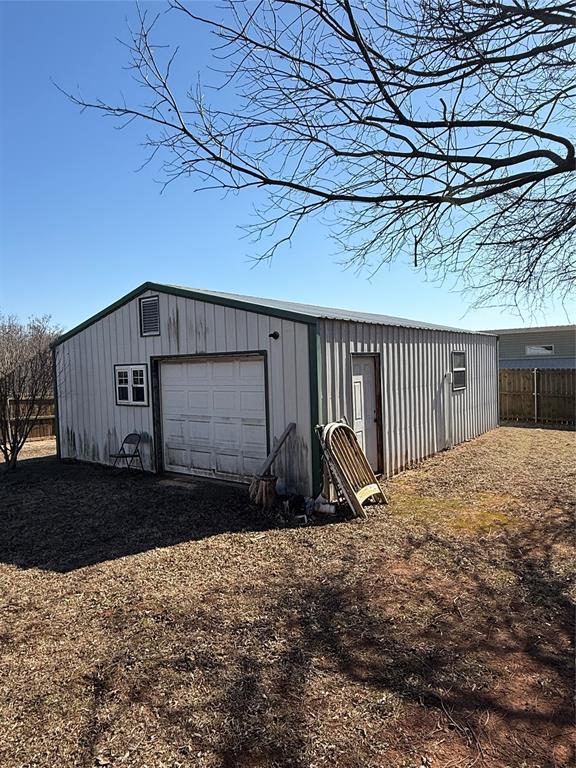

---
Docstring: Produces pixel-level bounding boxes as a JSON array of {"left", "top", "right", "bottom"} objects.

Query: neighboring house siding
[
  {"left": 499, "top": 329, "right": 576, "bottom": 369},
  {"left": 319, "top": 320, "right": 498, "bottom": 477},
  {"left": 55, "top": 290, "right": 313, "bottom": 493},
  {"left": 499, "top": 357, "right": 575, "bottom": 369}
]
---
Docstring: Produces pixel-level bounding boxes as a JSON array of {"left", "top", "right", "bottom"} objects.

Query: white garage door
[{"left": 161, "top": 356, "right": 268, "bottom": 481}]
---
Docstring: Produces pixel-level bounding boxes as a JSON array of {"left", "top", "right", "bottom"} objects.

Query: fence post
[{"left": 533, "top": 368, "right": 538, "bottom": 424}]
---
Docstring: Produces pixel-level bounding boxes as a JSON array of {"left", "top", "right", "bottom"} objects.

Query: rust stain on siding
[
  {"left": 65, "top": 427, "right": 77, "bottom": 457},
  {"left": 168, "top": 307, "right": 181, "bottom": 351},
  {"left": 105, "top": 428, "right": 119, "bottom": 466},
  {"left": 195, "top": 314, "right": 206, "bottom": 353}
]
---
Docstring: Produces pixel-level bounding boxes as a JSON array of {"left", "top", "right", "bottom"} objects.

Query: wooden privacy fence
[
  {"left": 500, "top": 368, "right": 575, "bottom": 426},
  {"left": 8, "top": 397, "right": 56, "bottom": 439}
]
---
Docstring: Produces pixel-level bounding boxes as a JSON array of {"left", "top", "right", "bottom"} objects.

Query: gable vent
[{"left": 140, "top": 296, "right": 160, "bottom": 336}]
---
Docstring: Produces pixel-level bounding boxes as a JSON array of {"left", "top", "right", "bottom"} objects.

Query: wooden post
[
  {"left": 533, "top": 368, "right": 538, "bottom": 424},
  {"left": 248, "top": 423, "right": 295, "bottom": 509}
]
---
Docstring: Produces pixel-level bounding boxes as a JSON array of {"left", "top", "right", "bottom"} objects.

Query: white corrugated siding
[
  {"left": 319, "top": 319, "right": 498, "bottom": 477},
  {"left": 55, "top": 290, "right": 312, "bottom": 493}
]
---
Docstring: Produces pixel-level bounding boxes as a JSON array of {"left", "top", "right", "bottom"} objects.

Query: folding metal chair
[{"left": 110, "top": 432, "right": 144, "bottom": 471}]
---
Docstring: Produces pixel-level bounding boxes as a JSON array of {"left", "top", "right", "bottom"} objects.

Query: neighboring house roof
[
  {"left": 482, "top": 324, "right": 575, "bottom": 335},
  {"left": 53, "top": 282, "right": 496, "bottom": 347}
]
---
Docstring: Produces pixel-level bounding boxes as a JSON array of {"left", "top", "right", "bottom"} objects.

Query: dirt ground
[{"left": 1, "top": 427, "right": 574, "bottom": 768}]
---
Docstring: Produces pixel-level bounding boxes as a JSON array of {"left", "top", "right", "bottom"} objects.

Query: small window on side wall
[
  {"left": 452, "top": 351, "right": 466, "bottom": 391},
  {"left": 140, "top": 296, "right": 160, "bottom": 336},
  {"left": 526, "top": 344, "right": 554, "bottom": 356},
  {"left": 115, "top": 364, "right": 149, "bottom": 406}
]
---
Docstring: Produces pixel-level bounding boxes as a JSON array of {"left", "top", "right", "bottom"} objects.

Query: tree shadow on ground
[
  {"left": 76, "top": 511, "right": 574, "bottom": 768},
  {"left": 0, "top": 456, "right": 338, "bottom": 573},
  {"left": 3, "top": 452, "right": 574, "bottom": 766}
]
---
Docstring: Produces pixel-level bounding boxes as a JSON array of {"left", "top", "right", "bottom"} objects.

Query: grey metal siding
[
  {"left": 499, "top": 329, "right": 575, "bottom": 364},
  {"left": 499, "top": 357, "right": 576, "bottom": 369},
  {"left": 319, "top": 320, "right": 498, "bottom": 477},
  {"left": 55, "top": 290, "right": 313, "bottom": 493}
]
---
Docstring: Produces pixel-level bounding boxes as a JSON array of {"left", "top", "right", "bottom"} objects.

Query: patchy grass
[
  {"left": 390, "top": 491, "right": 514, "bottom": 534},
  {"left": 1, "top": 427, "right": 574, "bottom": 768}
]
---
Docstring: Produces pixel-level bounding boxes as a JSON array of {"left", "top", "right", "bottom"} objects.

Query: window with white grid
[{"left": 115, "top": 364, "right": 149, "bottom": 406}]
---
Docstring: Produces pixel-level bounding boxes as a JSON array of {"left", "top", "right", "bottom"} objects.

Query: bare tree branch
[{"left": 63, "top": 0, "right": 576, "bottom": 309}]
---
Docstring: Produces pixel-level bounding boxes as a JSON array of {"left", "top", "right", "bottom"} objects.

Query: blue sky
[{"left": 1, "top": 0, "right": 573, "bottom": 333}]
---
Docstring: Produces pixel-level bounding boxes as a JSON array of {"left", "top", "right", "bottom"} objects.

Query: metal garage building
[{"left": 53, "top": 282, "right": 499, "bottom": 495}]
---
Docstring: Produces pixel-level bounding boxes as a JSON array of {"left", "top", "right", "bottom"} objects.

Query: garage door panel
[
  {"left": 243, "top": 456, "right": 264, "bottom": 474},
  {"left": 239, "top": 390, "right": 265, "bottom": 412},
  {"left": 212, "top": 360, "right": 236, "bottom": 380},
  {"left": 189, "top": 448, "right": 212, "bottom": 470},
  {"left": 213, "top": 390, "right": 239, "bottom": 412},
  {"left": 215, "top": 452, "right": 242, "bottom": 474},
  {"left": 188, "top": 418, "right": 211, "bottom": 443},
  {"left": 161, "top": 356, "right": 267, "bottom": 480},
  {"left": 242, "top": 448, "right": 267, "bottom": 463},
  {"left": 164, "top": 362, "right": 203, "bottom": 384},
  {"left": 161, "top": 365, "right": 180, "bottom": 385},
  {"left": 186, "top": 361, "right": 210, "bottom": 380},
  {"left": 166, "top": 446, "right": 188, "bottom": 468},
  {"left": 163, "top": 390, "right": 188, "bottom": 412},
  {"left": 213, "top": 420, "right": 241, "bottom": 447},
  {"left": 240, "top": 358, "right": 261, "bottom": 375},
  {"left": 163, "top": 416, "right": 185, "bottom": 440},
  {"left": 188, "top": 389, "right": 211, "bottom": 410},
  {"left": 242, "top": 422, "right": 267, "bottom": 447}
]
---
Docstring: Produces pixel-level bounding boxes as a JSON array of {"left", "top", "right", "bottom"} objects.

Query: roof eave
[
  {"left": 481, "top": 325, "right": 575, "bottom": 335},
  {"left": 52, "top": 282, "right": 319, "bottom": 347}
]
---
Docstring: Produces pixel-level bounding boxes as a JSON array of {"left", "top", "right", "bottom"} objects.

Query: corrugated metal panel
[
  {"left": 55, "top": 290, "right": 313, "bottom": 493},
  {"left": 319, "top": 319, "right": 499, "bottom": 477},
  {"left": 165, "top": 284, "right": 492, "bottom": 334}
]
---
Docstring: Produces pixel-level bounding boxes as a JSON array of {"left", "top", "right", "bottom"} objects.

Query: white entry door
[
  {"left": 351, "top": 356, "right": 379, "bottom": 471},
  {"left": 161, "top": 356, "right": 267, "bottom": 481}
]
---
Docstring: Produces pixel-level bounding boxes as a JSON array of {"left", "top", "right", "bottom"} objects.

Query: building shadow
[{"left": 0, "top": 456, "right": 337, "bottom": 573}]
